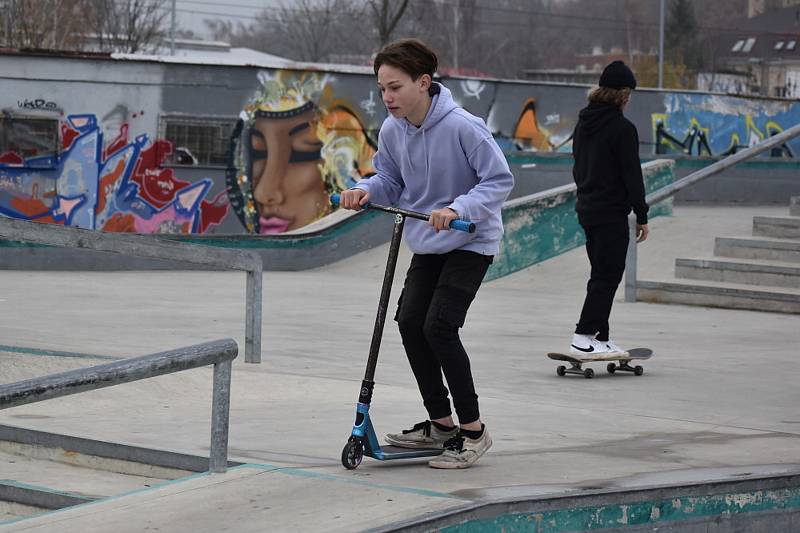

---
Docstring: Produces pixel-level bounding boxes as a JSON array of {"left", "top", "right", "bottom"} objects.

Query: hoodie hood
[
  {"left": 398, "top": 83, "right": 459, "bottom": 181},
  {"left": 413, "top": 83, "right": 458, "bottom": 131},
  {"left": 576, "top": 102, "right": 622, "bottom": 137}
]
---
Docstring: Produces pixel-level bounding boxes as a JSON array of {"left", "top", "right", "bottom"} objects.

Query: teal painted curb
[
  {"left": 442, "top": 484, "right": 800, "bottom": 532},
  {"left": 486, "top": 160, "right": 674, "bottom": 281}
]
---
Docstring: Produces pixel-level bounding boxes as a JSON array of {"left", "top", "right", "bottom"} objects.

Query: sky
[{"left": 172, "top": 0, "right": 281, "bottom": 38}]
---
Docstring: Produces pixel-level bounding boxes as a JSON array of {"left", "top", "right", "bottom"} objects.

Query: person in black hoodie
[{"left": 569, "top": 60, "right": 649, "bottom": 357}]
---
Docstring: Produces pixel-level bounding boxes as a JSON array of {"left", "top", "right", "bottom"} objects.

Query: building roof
[{"left": 716, "top": 5, "right": 800, "bottom": 61}]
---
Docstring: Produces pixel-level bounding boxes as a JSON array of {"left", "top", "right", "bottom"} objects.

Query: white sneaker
[
  {"left": 570, "top": 334, "right": 611, "bottom": 356},
  {"left": 428, "top": 427, "right": 492, "bottom": 469},
  {"left": 603, "top": 340, "right": 628, "bottom": 356},
  {"left": 385, "top": 420, "right": 458, "bottom": 449}
]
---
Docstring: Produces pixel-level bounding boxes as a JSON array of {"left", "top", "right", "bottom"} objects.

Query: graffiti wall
[
  {"left": 1, "top": 52, "right": 799, "bottom": 237},
  {"left": 650, "top": 93, "right": 800, "bottom": 157},
  {"left": 0, "top": 114, "right": 228, "bottom": 233}
]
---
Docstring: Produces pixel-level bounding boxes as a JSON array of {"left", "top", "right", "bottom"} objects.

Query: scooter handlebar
[{"left": 330, "top": 193, "right": 476, "bottom": 233}]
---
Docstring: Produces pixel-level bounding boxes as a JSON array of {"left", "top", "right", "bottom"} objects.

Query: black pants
[
  {"left": 395, "top": 250, "right": 492, "bottom": 425},
  {"left": 575, "top": 219, "right": 629, "bottom": 342}
]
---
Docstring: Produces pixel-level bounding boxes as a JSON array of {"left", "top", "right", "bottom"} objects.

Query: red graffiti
[
  {"left": 131, "top": 140, "right": 189, "bottom": 207},
  {"left": 104, "top": 124, "right": 129, "bottom": 159},
  {"left": 61, "top": 124, "right": 80, "bottom": 151},
  {"left": 102, "top": 213, "right": 137, "bottom": 233},
  {"left": 198, "top": 191, "right": 230, "bottom": 233},
  {"left": 0, "top": 152, "right": 24, "bottom": 165}
]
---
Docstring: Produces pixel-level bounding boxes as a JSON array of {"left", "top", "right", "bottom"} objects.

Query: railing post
[
  {"left": 245, "top": 268, "right": 262, "bottom": 364},
  {"left": 625, "top": 215, "right": 637, "bottom": 303},
  {"left": 209, "top": 359, "right": 232, "bottom": 473}
]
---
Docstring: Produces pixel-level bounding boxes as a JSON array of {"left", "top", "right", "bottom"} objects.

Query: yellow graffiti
[
  {"left": 317, "top": 101, "right": 377, "bottom": 192},
  {"left": 513, "top": 99, "right": 553, "bottom": 151}
]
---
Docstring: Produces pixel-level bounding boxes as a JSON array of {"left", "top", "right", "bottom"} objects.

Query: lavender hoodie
[{"left": 354, "top": 83, "right": 514, "bottom": 256}]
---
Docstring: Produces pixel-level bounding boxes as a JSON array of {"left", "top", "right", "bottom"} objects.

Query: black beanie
[{"left": 599, "top": 60, "right": 637, "bottom": 90}]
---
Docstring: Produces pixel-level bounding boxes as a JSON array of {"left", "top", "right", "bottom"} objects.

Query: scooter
[{"left": 330, "top": 193, "right": 475, "bottom": 469}]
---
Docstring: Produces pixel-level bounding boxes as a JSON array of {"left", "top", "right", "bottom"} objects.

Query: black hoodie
[{"left": 572, "top": 102, "right": 649, "bottom": 226}]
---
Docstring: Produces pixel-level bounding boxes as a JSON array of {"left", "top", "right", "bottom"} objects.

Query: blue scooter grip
[
  {"left": 450, "top": 219, "right": 476, "bottom": 233},
  {"left": 330, "top": 193, "right": 341, "bottom": 206}
]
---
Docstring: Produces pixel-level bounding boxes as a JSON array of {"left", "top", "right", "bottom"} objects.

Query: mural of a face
[
  {"left": 228, "top": 71, "right": 377, "bottom": 234},
  {"left": 249, "top": 104, "right": 328, "bottom": 234}
]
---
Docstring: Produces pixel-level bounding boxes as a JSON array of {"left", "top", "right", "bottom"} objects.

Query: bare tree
[
  {"left": 367, "top": 0, "right": 410, "bottom": 47},
  {"left": 83, "top": 0, "right": 169, "bottom": 53},
  {"left": 3, "top": 0, "right": 85, "bottom": 49}
]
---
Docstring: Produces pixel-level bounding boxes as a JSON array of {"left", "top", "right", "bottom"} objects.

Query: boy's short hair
[
  {"left": 587, "top": 86, "right": 632, "bottom": 109},
  {"left": 373, "top": 38, "right": 438, "bottom": 80}
]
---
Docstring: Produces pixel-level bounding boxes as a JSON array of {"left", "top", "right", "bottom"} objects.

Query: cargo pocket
[
  {"left": 393, "top": 288, "right": 405, "bottom": 323},
  {"left": 433, "top": 287, "right": 474, "bottom": 330}
]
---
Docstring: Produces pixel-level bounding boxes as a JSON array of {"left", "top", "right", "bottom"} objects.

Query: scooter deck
[{"left": 367, "top": 445, "right": 443, "bottom": 460}]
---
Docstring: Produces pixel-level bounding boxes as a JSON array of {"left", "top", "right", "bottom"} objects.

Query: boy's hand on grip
[
  {"left": 429, "top": 208, "right": 459, "bottom": 233},
  {"left": 340, "top": 189, "right": 369, "bottom": 210}
]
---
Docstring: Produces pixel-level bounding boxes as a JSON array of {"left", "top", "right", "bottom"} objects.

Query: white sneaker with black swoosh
[{"left": 570, "top": 334, "right": 612, "bottom": 356}]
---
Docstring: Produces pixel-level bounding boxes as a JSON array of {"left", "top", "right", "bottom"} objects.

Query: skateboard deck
[{"left": 547, "top": 348, "right": 653, "bottom": 378}]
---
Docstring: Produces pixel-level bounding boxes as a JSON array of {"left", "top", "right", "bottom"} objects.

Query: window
[
  {"left": 742, "top": 37, "right": 756, "bottom": 53},
  {"left": 775, "top": 41, "right": 785, "bottom": 50},
  {"left": 788, "top": 40, "right": 797, "bottom": 50},
  {"left": 159, "top": 115, "right": 237, "bottom": 167},
  {"left": 0, "top": 113, "right": 59, "bottom": 166},
  {"left": 732, "top": 40, "right": 745, "bottom": 52}
]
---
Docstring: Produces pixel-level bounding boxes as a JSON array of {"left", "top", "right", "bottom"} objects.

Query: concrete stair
[
  {"left": 638, "top": 196, "right": 800, "bottom": 313},
  {"left": 0, "top": 425, "right": 209, "bottom": 523},
  {"left": 714, "top": 236, "right": 800, "bottom": 263}
]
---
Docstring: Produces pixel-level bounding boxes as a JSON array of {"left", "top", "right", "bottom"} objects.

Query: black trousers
[
  {"left": 575, "top": 219, "right": 629, "bottom": 342},
  {"left": 395, "top": 250, "right": 492, "bottom": 425}
]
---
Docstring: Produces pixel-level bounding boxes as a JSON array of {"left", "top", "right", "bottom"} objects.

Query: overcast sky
[{"left": 173, "top": 0, "right": 281, "bottom": 38}]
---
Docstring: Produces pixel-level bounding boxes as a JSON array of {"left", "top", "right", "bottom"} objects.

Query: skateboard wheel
[
  {"left": 556, "top": 365, "right": 566, "bottom": 376},
  {"left": 583, "top": 368, "right": 594, "bottom": 379},
  {"left": 607, "top": 363, "right": 616, "bottom": 374},
  {"left": 634, "top": 365, "right": 644, "bottom": 376}
]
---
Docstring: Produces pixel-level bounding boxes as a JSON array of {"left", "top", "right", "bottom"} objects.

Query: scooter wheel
[
  {"left": 341, "top": 437, "right": 364, "bottom": 470},
  {"left": 556, "top": 365, "right": 566, "bottom": 376}
]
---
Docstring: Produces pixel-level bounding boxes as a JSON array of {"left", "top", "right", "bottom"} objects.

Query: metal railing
[
  {"left": 624, "top": 122, "right": 800, "bottom": 302},
  {"left": 0, "top": 218, "right": 264, "bottom": 363},
  {"left": 0, "top": 339, "right": 238, "bottom": 473}
]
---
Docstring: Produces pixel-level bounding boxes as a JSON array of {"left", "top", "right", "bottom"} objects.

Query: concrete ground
[{"left": 0, "top": 205, "right": 798, "bottom": 531}]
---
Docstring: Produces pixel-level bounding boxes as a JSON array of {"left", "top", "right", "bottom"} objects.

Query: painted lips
[{"left": 259, "top": 216, "right": 291, "bottom": 234}]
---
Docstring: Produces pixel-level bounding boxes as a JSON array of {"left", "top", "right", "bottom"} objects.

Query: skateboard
[{"left": 547, "top": 348, "right": 653, "bottom": 379}]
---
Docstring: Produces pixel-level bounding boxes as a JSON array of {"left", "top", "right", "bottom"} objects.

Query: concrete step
[
  {"left": 637, "top": 279, "right": 800, "bottom": 314},
  {"left": 0, "top": 425, "right": 207, "bottom": 523},
  {"left": 790, "top": 196, "right": 799, "bottom": 217},
  {"left": 675, "top": 257, "right": 800, "bottom": 288},
  {"left": 714, "top": 236, "right": 800, "bottom": 263},
  {"left": 752, "top": 215, "right": 800, "bottom": 239}
]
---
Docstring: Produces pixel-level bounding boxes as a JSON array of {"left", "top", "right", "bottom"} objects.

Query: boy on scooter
[{"left": 339, "top": 39, "right": 513, "bottom": 469}]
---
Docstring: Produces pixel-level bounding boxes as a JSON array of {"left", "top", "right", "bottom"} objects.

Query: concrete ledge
[
  {"left": 636, "top": 279, "right": 800, "bottom": 313},
  {"left": 0, "top": 481, "right": 93, "bottom": 510},
  {"left": 378, "top": 469, "right": 800, "bottom": 533},
  {"left": 715, "top": 236, "right": 800, "bottom": 263},
  {"left": 0, "top": 425, "right": 242, "bottom": 476},
  {"left": 676, "top": 257, "right": 800, "bottom": 288},
  {"left": 753, "top": 216, "right": 800, "bottom": 239}
]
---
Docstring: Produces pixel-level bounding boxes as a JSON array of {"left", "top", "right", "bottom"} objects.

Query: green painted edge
[
  {"left": 507, "top": 152, "right": 800, "bottom": 171},
  {"left": 0, "top": 479, "right": 94, "bottom": 501},
  {"left": 442, "top": 484, "right": 800, "bottom": 532},
  {"left": 0, "top": 470, "right": 213, "bottom": 526},
  {"left": 233, "top": 462, "right": 462, "bottom": 500},
  {"left": 0, "top": 344, "right": 120, "bottom": 361},
  {"left": 485, "top": 163, "right": 673, "bottom": 282}
]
